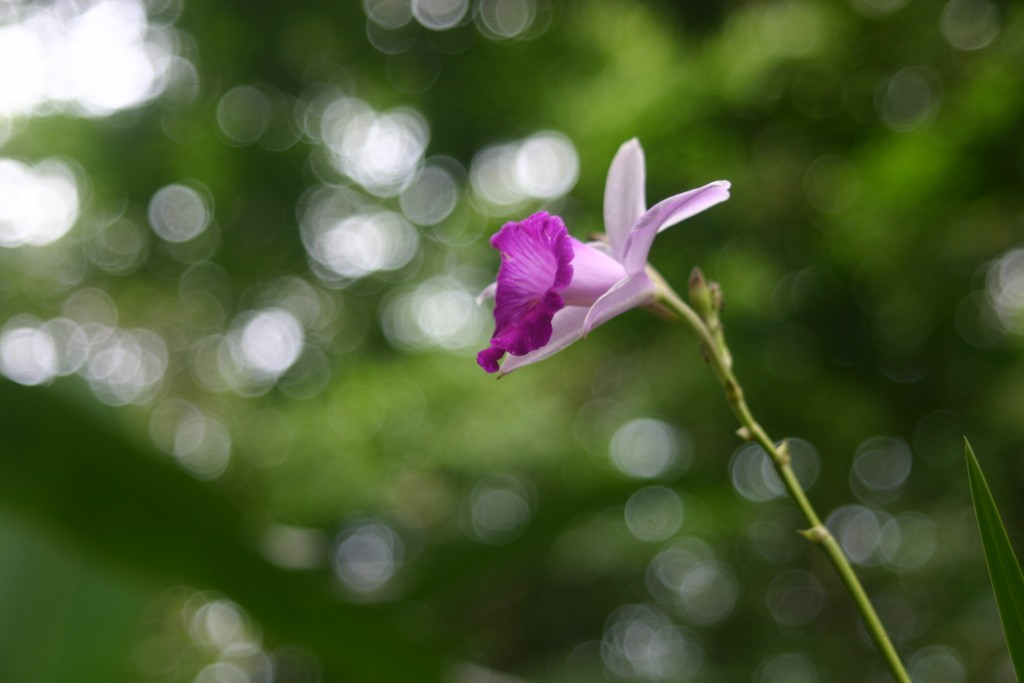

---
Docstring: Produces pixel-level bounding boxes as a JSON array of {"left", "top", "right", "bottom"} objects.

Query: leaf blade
[{"left": 966, "top": 437, "right": 1024, "bottom": 681}]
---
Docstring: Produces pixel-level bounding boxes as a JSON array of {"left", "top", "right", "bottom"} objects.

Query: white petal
[
  {"left": 603, "top": 139, "right": 646, "bottom": 261},
  {"left": 656, "top": 180, "right": 731, "bottom": 234},
  {"left": 622, "top": 181, "right": 731, "bottom": 275},
  {"left": 476, "top": 282, "right": 497, "bottom": 305},
  {"left": 582, "top": 272, "right": 657, "bottom": 334}
]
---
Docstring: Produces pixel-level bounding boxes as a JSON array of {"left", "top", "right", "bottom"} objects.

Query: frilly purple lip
[{"left": 476, "top": 213, "right": 574, "bottom": 372}]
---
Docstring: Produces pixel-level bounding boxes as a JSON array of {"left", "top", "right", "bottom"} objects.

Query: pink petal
[
  {"left": 497, "top": 306, "right": 591, "bottom": 375},
  {"left": 562, "top": 238, "right": 628, "bottom": 306},
  {"left": 622, "top": 181, "right": 731, "bottom": 275},
  {"left": 582, "top": 272, "right": 657, "bottom": 335},
  {"left": 603, "top": 139, "right": 646, "bottom": 261}
]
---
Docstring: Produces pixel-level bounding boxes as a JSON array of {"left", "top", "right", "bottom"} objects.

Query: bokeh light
[
  {"left": 940, "top": 0, "right": 999, "bottom": 51},
  {"left": 755, "top": 653, "right": 819, "bottom": 683},
  {"left": 908, "top": 645, "right": 966, "bottom": 683},
  {"left": 645, "top": 538, "right": 739, "bottom": 626},
  {"left": 0, "top": 317, "right": 59, "bottom": 385},
  {"left": 877, "top": 66, "right": 942, "bottom": 132},
  {"left": 332, "top": 517, "right": 404, "bottom": 596},
  {"left": 363, "top": 0, "right": 413, "bottom": 29},
  {"left": 601, "top": 604, "right": 703, "bottom": 681},
  {"left": 320, "top": 97, "right": 429, "bottom": 197},
  {"left": 217, "top": 85, "right": 271, "bottom": 146},
  {"left": 624, "top": 486, "right": 684, "bottom": 543},
  {"left": 0, "top": 158, "right": 80, "bottom": 247},
  {"left": 514, "top": 131, "right": 579, "bottom": 199},
  {"left": 609, "top": 418, "right": 690, "bottom": 479},
  {"left": 231, "top": 308, "right": 305, "bottom": 381},
  {"left": 476, "top": 0, "right": 538, "bottom": 40},
  {"left": 470, "top": 142, "right": 523, "bottom": 209},
  {"left": 216, "top": 83, "right": 300, "bottom": 151},
  {"left": 730, "top": 439, "right": 819, "bottom": 502},
  {"left": 382, "top": 277, "right": 488, "bottom": 352},
  {"left": 303, "top": 203, "right": 420, "bottom": 285},
  {"left": 470, "top": 132, "right": 579, "bottom": 212},
  {"left": 84, "top": 216, "right": 150, "bottom": 273},
  {"left": 147, "top": 183, "right": 212, "bottom": 243},
  {"left": 0, "top": 0, "right": 183, "bottom": 118},
  {"left": 674, "top": 560, "right": 739, "bottom": 626},
  {"left": 849, "top": 436, "right": 912, "bottom": 505},
  {"left": 826, "top": 504, "right": 893, "bottom": 566},
  {"left": 464, "top": 474, "right": 532, "bottom": 544},
  {"left": 83, "top": 326, "right": 168, "bottom": 405},
  {"left": 399, "top": 162, "right": 459, "bottom": 225},
  {"left": 1, "top": 287, "right": 173, "bottom": 405},
  {"left": 150, "top": 399, "right": 232, "bottom": 479},
  {"left": 42, "top": 316, "right": 91, "bottom": 376},
  {"left": 170, "top": 410, "right": 232, "bottom": 479},
  {"left": 879, "top": 512, "right": 937, "bottom": 573},
  {"left": 986, "top": 247, "right": 1024, "bottom": 336},
  {"left": 411, "top": 0, "right": 468, "bottom": 31},
  {"left": 261, "top": 525, "right": 327, "bottom": 571},
  {"left": 766, "top": 569, "right": 826, "bottom": 628},
  {"left": 137, "top": 588, "right": 280, "bottom": 683},
  {"left": 850, "top": 0, "right": 909, "bottom": 15},
  {"left": 0, "top": 23, "right": 46, "bottom": 115}
]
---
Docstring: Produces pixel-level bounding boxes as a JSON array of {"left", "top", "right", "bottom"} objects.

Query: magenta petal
[
  {"left": 582, "top": 272, "right": 657, "bottom": 335},
  {"left": 477, "top": 346, "right": 505, "bottom": 373},
  {"left": 498, "top": 306, "right": 590, "bottom": 375},
  {"left": 477, "top": 212, "right": 575, "bottom": 373},
  {"left": 622, "top": 181, "right": 731, "bottom": 275},
  {"left": 603, "top": 139, "right": 646, "bottom": 261},
  {"left": 491, "top": 289, "right": 565, "bottom": 356}
]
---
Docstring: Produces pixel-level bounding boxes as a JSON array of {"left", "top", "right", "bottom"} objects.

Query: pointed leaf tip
[{"left": 965, "top": 437, "right": 1024, "bottom": 681}]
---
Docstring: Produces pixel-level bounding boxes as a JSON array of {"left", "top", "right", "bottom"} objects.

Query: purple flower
[{"left": 477, "top": 139, "right": 730, "bottom": 374}]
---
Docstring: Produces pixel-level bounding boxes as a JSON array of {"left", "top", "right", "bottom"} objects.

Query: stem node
[
  {"left": 799, "top": 525, "right": 830, "bottom": 544},
  {"left": 724, "top": 379, "right": 742, "bottom": 402},
  {"left": 777, "top": 439, "right": 791, "bottom": 466}
]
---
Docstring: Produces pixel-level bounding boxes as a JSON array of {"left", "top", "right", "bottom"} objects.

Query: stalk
[{"left": 653, "top": 273, "right": 910, "bottom": 683}]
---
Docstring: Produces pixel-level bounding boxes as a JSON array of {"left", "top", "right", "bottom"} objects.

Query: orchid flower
[{"left": 477, "top": 139, "right": 730, "bottom": 375}]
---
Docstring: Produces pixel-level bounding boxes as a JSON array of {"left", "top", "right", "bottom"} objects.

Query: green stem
[{"left": 655, "top": 281, "right": 911, "bottom": 683}]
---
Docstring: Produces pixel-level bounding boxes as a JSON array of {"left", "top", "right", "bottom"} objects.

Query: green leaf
[{"left": 966, "top": 437, "right": 1024, "bottom": 682}]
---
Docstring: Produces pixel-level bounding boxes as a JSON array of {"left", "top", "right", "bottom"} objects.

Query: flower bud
[{"left": 688, "top": 267, "right": 715, "bottom": 321}]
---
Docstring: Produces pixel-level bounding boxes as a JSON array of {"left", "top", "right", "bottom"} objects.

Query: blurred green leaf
[
  {"left": 4, "top": 0, "right": 1024, "bottom": 678},
  {"left": 965, "top": 437, "right": 1024, "bottom": 682},
  {"left": 0, "top": 381, "right": 447, "bottom": 683}
]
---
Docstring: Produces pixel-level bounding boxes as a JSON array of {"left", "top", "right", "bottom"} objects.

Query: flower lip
[{"left": 476, "top": 212, "right": 574, "bottom": 371}]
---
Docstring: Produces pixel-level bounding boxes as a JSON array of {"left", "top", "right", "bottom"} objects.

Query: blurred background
[{"left": 0, "top": 0, "right": 1022, "bottom": 681}]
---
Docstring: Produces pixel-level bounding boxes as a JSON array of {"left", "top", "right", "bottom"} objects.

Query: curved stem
[{"left": 655, "top": 282, "right": 911, "bottom": 683}]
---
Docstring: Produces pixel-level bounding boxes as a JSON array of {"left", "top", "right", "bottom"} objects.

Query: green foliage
[
  {"left": 966, "top": 438, "right": 1024, "bottom": 682},
  {"left": 2, "top": 0, "right": 1024, "bottom": 681}
]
